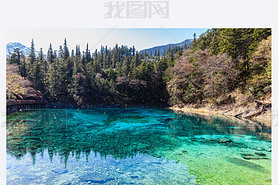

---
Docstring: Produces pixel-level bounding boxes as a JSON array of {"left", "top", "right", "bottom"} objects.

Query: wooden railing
[{"left": 7, "top": 99, "right": 47, "bottom": 106}]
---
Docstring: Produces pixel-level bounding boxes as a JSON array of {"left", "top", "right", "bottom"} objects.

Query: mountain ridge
[
  {"left": 7, "top": 39, "right": 192, "bottom": 58},
  {"left": 6, "top": 42, "right": 39, "bottom": 58},
  {"left": 140, "top": 39, "right": 192, "bottom": 56}
]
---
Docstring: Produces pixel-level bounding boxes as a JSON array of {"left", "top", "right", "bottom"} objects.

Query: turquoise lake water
[{"left": 6, "top": 109, "right": 271, "bottom": 184}]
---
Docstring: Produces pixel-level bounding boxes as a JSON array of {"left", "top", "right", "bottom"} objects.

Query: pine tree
[
  {"left": 31, "top": 58, "right": 43, "bottom": 92},
  {"left": 28, "top": 39, "right": 36, "bottom": 64},
  {"left": 122, "top": 56, "right": 131, "bottom": 76},
  {"left": 134, "top": 51, "right": 140, "bottom": 67},
  {"left": 132, "top": 46, "right": 135, "bottom": 56},
  {"left": 168, "top": 52, "right": 174, "bottom": 67},
  {"left": 71, "top": 56, "right": 79, "bottom": 102},
  {"left": 19, "top": 54, "right": 27, "bottom": 78},
  {"left": 8, "top": 48, "right": 21, "bottom": 65},
  {"left": 112, "top": 46, "right": 117, "bottom": 69},
  {"left": 184, "top": 41, "right": 187, "bottom": 49},
  {"left": 58, "top": 46, "right": 63, "bottom": 59},
  {"left": 53, "top": 50, "right": 57, "bottom": 59},
  {"left": 38, "top": 48, "right": 44, "bottom": 63},
  {"left": 48, "top": 59, "right": 59, "bottom": 100},
  {"left": 47, "top": 43, "right": 54, "bottom": 64},
  {"left": 85, "top": 43, "right": 91, "bottom": 63},
  {"left": 93, "top": 49, "right": 98, "bottom": 68},
  {"left": 71, "top": 50, "right": 75, "bottom": 58},
  {"left": 107, "top": 67, "right": 116, "bottom": 81},
  {"left": 100, "top": 46, "right": 104, "bottom": 68},
  {"left": 192, "top": 33, "right": 197, "bottom": 47},
  {"left": 63, "top": 38, "right": 70, "bottom": 60},
  {"left": 106, "top": 52, "right": 111, "bottom": 69},
  {"left": 56, "top": 59, "right": 69, "bottom": 101},
  {"left": 38, "top": 48, "right": 48, "bottom": 90},
  {"left": 75, "top": 45, "right": 81, "bottom": 56},
  {"left": 143, "top": 50, "right": 147, "bottom": 57},
  {"left": 193, "top": 33, "right": 196, "bottom": 42}
]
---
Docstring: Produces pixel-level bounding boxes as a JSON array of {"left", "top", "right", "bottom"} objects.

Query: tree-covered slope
[
  {"left": 166, "top": 28, "right": 271, "bottom": 105},
  {"left": 6, "top": 28, "right": 271, "bottom": 115}
]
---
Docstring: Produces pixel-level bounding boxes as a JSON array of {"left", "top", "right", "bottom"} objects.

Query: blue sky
[{"left": 6, "top": 28, "right": 208, "bottom": 52}]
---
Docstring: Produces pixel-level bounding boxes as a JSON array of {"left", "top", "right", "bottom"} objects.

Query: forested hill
[
  {"left": 6, "top": 29, "right": 271, "bottom": 111},
  {"left": 167, "top": 29, "right": 271, "bottom": 105}
]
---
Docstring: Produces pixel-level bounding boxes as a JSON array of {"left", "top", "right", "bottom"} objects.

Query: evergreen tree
[
  {"left": 184, "top": 41, "right": 187, "bottom": 49},
  {"left": 112, "top": 46, "right": 117, "bottom": 69},
  {"left": 134, "top": 51, "right": 140, "bottom": 67},
  {"left": 19, "top": 54, "right": 27, "bottom": 78},
  {"left": 8, "top": 48, "right": 21, "bottom": 65},
  {"left": 47, "top": 43, "right": 54, "bottom": 64},
  {"left": 38, "top": 48, "right": 44, "bottom": 63},
  {"left": 122, "top": 56, "right": 131, "bottom": 76},
  {"left": 38, "top": 48, "right": 48, "bottom": 89},
  {"left": 48, "top": 59, "right": 59, "bottom": 100},
  {"left": 132, "top": 46, "right": 135, "bottom": 56},
  {"left": 28, "top": 39, "right": 36, "bottom": 64},
  {"left": 63, "top": 38, "right": 70, "bottom": 59},
  {"left": 71, "top": 50, "right": 75, "bottom": 58},
  {"left": 168, "top": 52, "right": 174, "bottom": 67},
  {"left": 71, "top": 56, "right": 80, "bottom": 103},
  {"left": 107, "top": 67, "right": 116, "bottom": 81},
  {"left": 58, "top": 45, "right": 63, "bottom": 59},
  {"left": 31, "top": 58, "right": 43, "bottom": 92},
  {"left": 106, "top": 52, "right": 111, "bottom": 69},
  {"left": 85, "top": 43, "right": 91, "bottom": 63},
  {"left": 76, "top": 45, "right": 81, "bottom": 56},
  {"left": 191, "top": 33, "right": 197, "bottom": 47},
  {"left": 100, "top": 46, "right": 104, "bottom": 68},
  {"left": 143, "top": 50, "right": 147, "bottom": 57},
  {"left": 163, "top": 47, "right": 166, "bottom": 58},
  {"left": 53, "top": 50, "right": 57, "bottom": 59}
]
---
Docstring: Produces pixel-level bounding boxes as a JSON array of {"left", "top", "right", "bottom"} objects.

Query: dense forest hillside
[
  {"left": 6, "top": 28, "right": 271, "bottom": 120},
  {"left": 167, "top": 29, "right": 271, "bottom": 104},
  {"left": 6, "top": 40, "right": 180, "bottom": 106},
  {"left": 168, "top": 28, "right": 271, "bottom": 124}
]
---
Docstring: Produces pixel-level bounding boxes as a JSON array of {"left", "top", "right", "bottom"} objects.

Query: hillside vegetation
[
  {"left": 167, "top": 29, "right": 271, "bottom": 124},
  {"left": 6, "top": 64, "right": 39, "bottom": 100},
  {"left": 6, "top": 28, "right": 271, "bottom": 123}
]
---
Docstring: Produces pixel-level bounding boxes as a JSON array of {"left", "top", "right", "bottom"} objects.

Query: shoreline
[
  {"left": 169, "top": 105, "right": 271, "bottom": 127},
  {"left": 6, "top": 101, "right": 271, "bottom": 127},
  {"left": 6, "top": 102, "right": 168, "bottom": 115}
]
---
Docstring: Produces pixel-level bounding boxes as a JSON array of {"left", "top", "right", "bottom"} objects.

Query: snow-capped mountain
[{"left": 6, "top": 42, "right": 39, "bottom": 58}]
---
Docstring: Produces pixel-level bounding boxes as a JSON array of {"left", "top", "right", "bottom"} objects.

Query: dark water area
[{"left": 6, "top": 108, "right": 271, "bottom": 184}]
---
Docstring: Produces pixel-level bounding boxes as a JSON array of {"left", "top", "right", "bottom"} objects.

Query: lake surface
[{"left": 6, "top": 108, "right": 271, "bottom": 184}]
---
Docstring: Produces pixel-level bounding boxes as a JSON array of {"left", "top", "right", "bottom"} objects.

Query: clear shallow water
[{"left": 6, "top": 108, "right": 271, "bottom": 184}]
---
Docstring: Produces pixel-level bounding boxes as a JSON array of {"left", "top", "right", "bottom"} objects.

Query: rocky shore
[{"left": 170, "top": 101, "right": 271, "bottom": 127}]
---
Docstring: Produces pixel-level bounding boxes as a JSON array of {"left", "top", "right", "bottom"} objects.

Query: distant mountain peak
[
  {"left": 6, "top": 42, "right": 39, "bottom": 58},
  {"left": 140, "top": 39, "right": 192, "bottom": 56}
]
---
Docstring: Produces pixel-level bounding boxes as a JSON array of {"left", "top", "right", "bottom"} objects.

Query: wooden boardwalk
[{"left": 7, "top": 100, "right": 47, "bottom": 114}]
